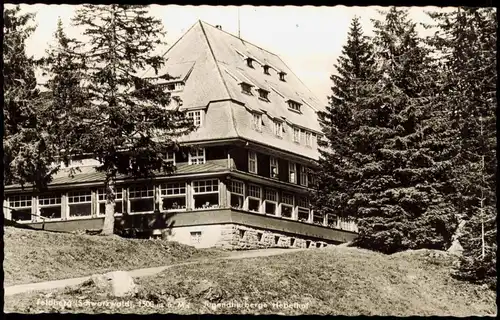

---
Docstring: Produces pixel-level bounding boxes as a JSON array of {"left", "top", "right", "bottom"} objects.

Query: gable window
[
  {"left": 187, "top": 110, "right": 202, "bottom": 127},
  {"left": 281, "top": 192, "right": 294, "bottom": 218},
  {"left": 189, "top": 148, "right": 205, "bottom": 165},
  {"left": 229, "top": 180, "right": 244, "bottom": 209},
  {"left": 246, "top": 58, "right": 254, "bottom": 68},
  {"left": 252, "top": 113, "right": 262, "bottom": 132},
  {"left": 289, "top": 162, "right": 297, "bottom": 184},
  {"left": 258, "top": 89, "right": 269, "bottom": 101},
  {"left": 9, "top": 195, "right": 32, "bottom": 222},
  {"left": 241, "top": 82, "right": 253, "bottom": 94},
  {"left": 305, "top": 131, "right": 312, "bottom": 147},
  {"left": 193, "top": 179, "right": 219, "bottom": 209},
  {"left": 247, "top": 184, "right": 261, "bottom": 213},
  {"left": 288, "top": 100, "right": 302, "bottom": 112},
  {"left": 297, "top": 196, "right": 310, "bottom": 222},
  {"left": 270, "top": 156, "right": 279, "bottom": 179},
  {"left": 273, "top": 121, "right": 283, "bottom": 138},
  {"left": 38, "top": 193, "right": 62, "bottom": 220},
  {"left": 263, "top": 65, "right": 270, "bottom": 75},
  {"left": 248, "top": 150, "right": 258, "bottom": 174},
  {"left": 279, "top": 71, "right": 286, "bottom": 82},
  {"left": 129, "top": 185, "right": 154, "bottom": 213},
  {"left": 300, "top": 166, "right": 308, "bottom": 187},
  {"left": 160, "top": 182, "right": 187, "bottom": 211},
  {"left": 98, "top": 188, "right": 123, "bottom": 216},
  {"left": 68, "top": 190, "right": 92, "bottom": 218},
  {"left": 293, "top": 127, "right": 300, "bottom": 143}
]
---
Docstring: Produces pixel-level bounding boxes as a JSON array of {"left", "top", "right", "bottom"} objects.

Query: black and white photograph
[{"left": 2, "top": 3, "right": 497, "bottom": 316}]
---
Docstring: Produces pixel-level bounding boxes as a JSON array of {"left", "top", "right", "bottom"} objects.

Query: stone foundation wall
[{"left": 215, "top": 224, "right": 332, "bottom": 250}]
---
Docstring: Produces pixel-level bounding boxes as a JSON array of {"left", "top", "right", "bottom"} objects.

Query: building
[{"left": 3, "top": 21, "right": 358, "bottom": 249}]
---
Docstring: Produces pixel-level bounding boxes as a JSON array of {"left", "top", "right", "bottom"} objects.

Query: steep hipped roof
[{"left": 153, "top": 21, "right": 324, "bottom": 160}]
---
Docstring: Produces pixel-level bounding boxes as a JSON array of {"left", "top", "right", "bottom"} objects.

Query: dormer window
[
  {"left": 263, "top": 65, "right": 270, "bottom": 75},
  {"left": 279, "top": 72, "right": 286, "bottom": 82},
  {"left": 246, "top": 58, "right": 254, "bottom": 68},
  {"left": 258, "top": 89, "right": 269, "bottom": 101},
  {"left": 252, "top": 112, "right": 262, "bottom": 132},
  {"left": 288, "top": 100, "right": 302, "bottom": 112},
  {"left": 241, "top": 82, "right": 253, "bottom": 95},
  {"left": 165, "top": 81, "right": 185, "bottom": 92}
]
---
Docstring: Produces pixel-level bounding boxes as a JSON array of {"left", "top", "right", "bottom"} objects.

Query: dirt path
[{"left": 4, "top": 248, "right": 306, "bottom": 296}]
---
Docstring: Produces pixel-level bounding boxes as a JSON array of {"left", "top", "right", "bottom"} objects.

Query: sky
[{"left": 13, "top": 4, "right": 450, "bottom": 105}]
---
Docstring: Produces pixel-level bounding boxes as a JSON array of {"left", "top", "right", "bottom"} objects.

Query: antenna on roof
[{"left": 238, "top": 7, "right": 241, "bottom": 38}]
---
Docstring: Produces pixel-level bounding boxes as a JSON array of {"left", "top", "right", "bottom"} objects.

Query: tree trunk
[{"left": 101, "top": 178, "right": 116, "bottom": 236}]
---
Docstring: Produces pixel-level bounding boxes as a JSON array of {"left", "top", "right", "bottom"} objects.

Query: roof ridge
[{"left": 199, "top": 20, "right": 281, "bottom": 59}]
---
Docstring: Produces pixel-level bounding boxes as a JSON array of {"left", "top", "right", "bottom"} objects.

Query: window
[
  {"left": 246, "top": 58, "right": 254, "bottom": 68},
  {"left": 241, "top": 82, "right": 253, "bottom": 94},
  {"left": 190, "top": 231, "right": 202, "bottom": 245},
  {"left": 293, "top": 127, "right": 300, "bottom": 143},
  {"left": 270, "top": 156, "right": 279, "bottom": 179},
  {"left": 263, "top": 65, "right": 270, "bottom": 75},
  {"left": 288, "top": 100, "right": 302, "bottom": 112},
  {"left": 258, "top": 89, "right": 269, "bottom": 101},
  {"left": 300, "top": 129, "right": 306, "bottom": 144},
  {"left": 189, "top": 148, "right": 205, "bottom": 165},
  {"left": 98, "top": 188, "right": 123, "bottom": 216},
  {"left": 187, "top": 110, "right": 202, "bottom": 127},
  {"left": 247, "top": 184, "right": 261, "bottom": 212},
  {"left": 160, "top": 182, "right": 187, "bottom": 211},
  {"left": 38, "top": 194, "right": 62, "bottom": 220},
  {"left": 193, "top": 179, "right": 219, "bottom": 209},
  {"left": 313, "top": 212, "right": 324, "bottom": 225},
  {"left": 297, "top": 196, "right": 310, "bottom": 222},
  {"left": 264, "top": 188, "right": 278, "bottom": 215},
  {"left": 229, "top": 180, "right": 244, "bottom": 209},
  {"left": 279, "top": 71, "right": 286, "bottom": 82},
  {"left": 9, "top": 195, "right": 32, "bottom": 222},
  {"left": 68, "top": 191, "right": 92, "bottom": 218},
  {"left": 273, "top": 121, "right": 283, "bottom": 138},
  {"left": 252, "top": 113, "right": 262, "bottom": 132},
  {"left": 129, "top": 185, "right": 154, "bottom": 213},
  {"left": 165, "top": 82, "right": 185, "bottom": 92},
  {"left": 281, "top": 192, "right": 294, "bottom": 218},
  {"left": 248, "top": 151, "right": 258, "bottom": 174},
  {"left": 305, "top": 131, "right": 312, "bottom": 147},
  {"left": 289, "top": 162, "right": 296, "bottom": 184},
  {"left": 163, "top": 151, "right": 176, "bottom": 166},
  {"left": 327, "top": 214, "right": 338, "bottom": 228},
  {"left": 300, "top": 166, "right": 308, "bottom": 187}
]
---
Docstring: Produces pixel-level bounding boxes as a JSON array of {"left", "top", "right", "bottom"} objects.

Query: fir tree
[
  {"left": 351, "top": 7, "right": 457, "bottom": 253},
  {"left": 312, "top": 16, "right": 376, "bottom": 224},
  {"left": 428, "top": 7, "right": 497, "bottom": 289},
  {"left": 67, "top": 5, "right": 195, "bottom": 235},
  {"left": 3, "top": 5, "right": 55, "bottom": 190}
]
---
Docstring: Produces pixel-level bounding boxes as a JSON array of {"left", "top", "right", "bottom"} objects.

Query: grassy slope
[
  {"left": 4, "top": 245, "right": 496, "bottom": 316},
  {"left": 3, "top": 227, "right": 225, "bottom": 286}
]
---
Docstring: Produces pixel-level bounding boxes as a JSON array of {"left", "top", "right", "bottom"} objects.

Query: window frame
[
  {"left": 38, "top": 193, "right": 63, "bottom": 221},
  {"left": 288, "top": 162, "right": 297, "bottom": 184},
  {"left": 273, "top": 120, "right": 283, "bottom": 138},
  {"left": 192, "top": 179, "right": 220, "bottom": 210},
  {"left": 187, "top": 110, "right": 203, "bottom": 127},
  {"left": 299, "top": 166, "right": 308, "bottom": 187},
  {"left": 160, "top": 182, "right": 187, "bottom": 212},
  {"left": 164, "top": 151, "right": 176, "bottom": 166},
  {"left": 270, "top": 156, "right": 279, "bottom": 179},
  {"left": 252, "top": 112, "right": 262, "bottom": 132},
  {"left": 8, "top": 195, "right": 33, "bottom": 222},
  {"left": 280, "top": 192, "right": 294, "bottom": 219},
  {"left": 228, "top": 179, "right": 245, "bottom": 210},
  {"left": 297, "top": 196, "right": 310, "bottom": 222},
  {"left": 128, "top": 185, "right": 155, "bottom": 214},
  {"left": 248, "top": 150, "right": 258, "bottom": 174},
  {"left": 258, "top": 88, "right": 270, "bottom": 101},
  {"left": 241, "top": 82, "right": 253, "bottom": 94},
  {"left": 97, "top": 187, "right": 124, "bottom": 216},
  {"left": 247, "top": 184, "right": 262, "bottom": 213},
  {"left": 67, "top": 190, "right": 92, "bottom": 219},
  {"left": 264, "top": 188, "right": 278, "bottom": 215},
  {"left": 188, "top": 148, "right": 206, "bottom": 165},
  {"left": 305, "top": 131, "right": 312, "bottom": 147},
  {"left": 293, "top": 127, "right": 300, "bottom": 143}
]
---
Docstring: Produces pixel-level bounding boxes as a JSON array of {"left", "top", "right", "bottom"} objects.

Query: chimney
[{"left": 215, "top": 25, "right": 222, "bottom": 30}]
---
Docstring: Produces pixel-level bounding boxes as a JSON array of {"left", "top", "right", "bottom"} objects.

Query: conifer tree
[
  {"left": 3, "top": 5, "right": 55, "bottom": 190},
  {"left": 351, "top": 7, "right": 457, "bottom": 253},
  {"left": 428, "top": 7, "right": 497, "bottom": 289},
  {"left": 67, "top": 5, "right": 195, "bottom": 235},
  {"left": 312, "top": 17, "right": 376, "bottom": 223}
]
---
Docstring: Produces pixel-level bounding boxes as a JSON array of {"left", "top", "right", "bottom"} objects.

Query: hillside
[
  {"left": 3, "top": 226, "right": 225, "bottom": 286},
  {"left": 4, "top": 238, "right": 496, "bottom": 316}
]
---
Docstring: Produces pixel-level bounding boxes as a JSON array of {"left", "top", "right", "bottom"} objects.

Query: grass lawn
[
  {"left": 3, "top": 226, "right": 226, "bottom": 286},
  {"left": 4, "top": 244, "right": 496, "bottom": 316}
]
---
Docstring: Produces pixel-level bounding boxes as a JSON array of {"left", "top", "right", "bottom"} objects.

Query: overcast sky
[{"left": 13, "top": 4, "right": 449, "bottom": 105}]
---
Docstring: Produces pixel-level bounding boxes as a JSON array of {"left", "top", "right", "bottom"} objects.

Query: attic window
[
  {"left": 263, "top": 65, "right": 270, "bottom": 75},
  {"left": 288, "top": 100, "right": 302, "bottom": 112},
  {"left": 165, "top": 82, "right": 184, "bottom": 92},
  {"left": 246, "top": 58, "right": 254, "bottom": 68},
  {"left": 258, "top": 89, "right": 269, "bottom": 101},
  {"left": 279, "top": 72, "right": 286, "bottom": 82},
  {"left": 241, "top": 82, "right": 253, "bottom": 94}
]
